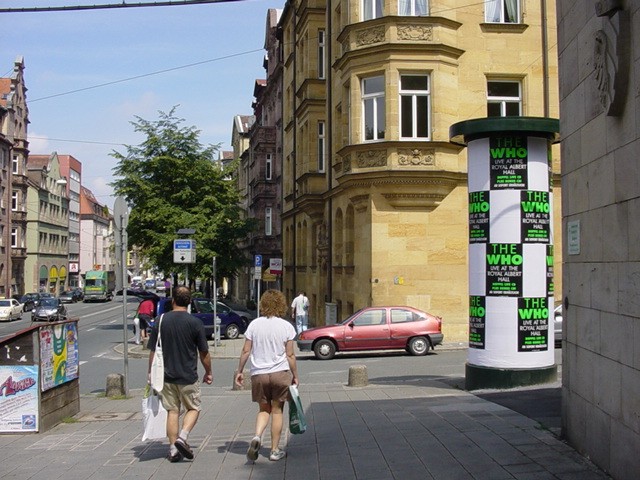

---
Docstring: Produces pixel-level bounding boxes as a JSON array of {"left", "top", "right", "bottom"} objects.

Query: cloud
[{"left": 28, "top": 132, "right": 50, "bottom": 154}]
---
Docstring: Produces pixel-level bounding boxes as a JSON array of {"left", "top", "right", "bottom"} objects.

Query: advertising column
[{"left": 450, "top": 117, "right": 559, "bottom": 390}]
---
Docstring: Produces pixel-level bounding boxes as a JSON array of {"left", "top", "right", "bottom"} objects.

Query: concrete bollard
[
  {"left": 232, "top": 370, "right": 251, "bottom": 391},
  {"left": 348, "top": 365, "right": 368, "bottom": 387},
  {"left": 106, "top": 373, "right": 125, "bottom": 397}
]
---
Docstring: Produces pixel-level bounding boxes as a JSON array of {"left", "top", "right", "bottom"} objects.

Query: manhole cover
[{"left": 76, "top": 412, "right": 136, "bottom": 422}]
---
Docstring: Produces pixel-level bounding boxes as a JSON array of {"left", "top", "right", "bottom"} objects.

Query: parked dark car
[
  {"left": 152, "top": 297, "right": 247, "bottom": 339},
  {"left": 19, "top": 293, "right": 41, "bottom": 312},
  {"left": 59, "top": 290, "right": 79, "bottom": 303},
  {"left": 297, "top": 306, "right": 444, "bottom": 360},
  {"left": 32, "top": 297, "right": 67, "bottom": 322}
]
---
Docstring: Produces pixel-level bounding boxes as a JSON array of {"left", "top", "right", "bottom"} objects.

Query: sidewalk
[{"left": 0, "top": 342, "right": 611, "bottom": 480}]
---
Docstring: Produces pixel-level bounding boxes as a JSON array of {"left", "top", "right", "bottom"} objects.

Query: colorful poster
[
  {"left": 517, "top": 297, "right": 550, "bottom": 351},
  {"left": 40, "top": 322, "right": 79, "bottom": 391},
  {"left": 469, "top": 191, "right": 490, "bottom": 243},
  {"left": 0, "top": 365, "right": 39, "bottom": 433},
  {"left": 469, "top": 295, "right": 486, "bottom": 349},
  {"left": 485, "top": 243, "right": 523, "bottom": 296},
  {"left": 547, "top": 244, "right": 554, "bottom": 296},
  {"left": 521, "top": 190, "right": 551, "bottom": 242},
  {"left": 489, "top": 135, "right": 528, "bottom": 189}
]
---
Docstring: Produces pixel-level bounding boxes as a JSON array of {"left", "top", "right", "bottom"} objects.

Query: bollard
[
  {"left": 348, "top": 365, "right": 368, "bottom": 387},
  {"left": 106, "top": 373, "right": 125, "bottom": 397},
  {"left": 232, "top": 370, "right": 251, "bottom": 391}
]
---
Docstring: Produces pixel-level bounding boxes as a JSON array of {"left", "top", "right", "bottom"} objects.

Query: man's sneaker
[
  {"left": 174, "top": 437, "right": 194, "bottom": 460},
  {"left": 167, "top": 451, "right": 183, "bottom": 463},
  {"left": 246, "top": 435, "right": 261, "bottom": 462},
  {"left": 269, "top": 449, "right": 286, "bottom": 461}
]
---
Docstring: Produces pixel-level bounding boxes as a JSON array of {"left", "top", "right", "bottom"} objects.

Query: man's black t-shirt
[{"left": 148, "top": 310, "right": 209, "bottom": 385}]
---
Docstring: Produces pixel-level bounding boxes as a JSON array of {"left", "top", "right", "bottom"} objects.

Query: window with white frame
[
  {"left": 265, "top": 207, "right": 273, "bottom": 236},
  {"left": 318, "top": 121, "right": 326, "bottom": 172},
  {"left": 12, "top": 154, "right": 19, "bottom": 174},
  {"left": 266, "top": 154, "right": 272, "bottom": 180},
  {"left": 363, "top": 0, "right": 383, "bottom": 20},
  {"left": 399, "top": 0, "right": 427, "bottom": 16},
  {"left": 487, "top": 80, "right": 522, "bottom": 116},
  {"left": 400, "top": 74, "right": 430, "bottom": 139},
  {"left": 11, "top": 191, "right": 18, "bottom": 211},
  {"left": 11, "top": 228, "right": 17, "bottom": 248},
  {"left": 485, "top": 0, "right": 520, "bottom": 23},
  {"left": 362, "top": 75, "right": 385, "bottom": 141},
  {"left": 318, "top": 29, "right": 326, "bottom": 80}
]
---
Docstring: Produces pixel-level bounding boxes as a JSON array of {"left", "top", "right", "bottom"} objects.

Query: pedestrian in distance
[
  {"left": 235, "top": 289, "right": 299, "bottom": 463},
  {"left": 147, "top": 285, "right": 213, "bottom": 463},
  {"left": 134, "top": 297, "right": 154, "bottom": 345},
  {"left": 164, "top": 277, "right": 171, "bottom": 297},
  {"left": 290, "top": 290, "right": 310, "bottom": 334}
]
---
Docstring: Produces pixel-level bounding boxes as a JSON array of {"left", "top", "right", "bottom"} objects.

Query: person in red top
[{"left": 135, "top": 299, "right": 155, "bottom": 344}]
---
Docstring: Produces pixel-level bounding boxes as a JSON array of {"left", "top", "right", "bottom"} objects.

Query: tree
[{"left": 111, "top": 107, "right": 255, "bottom": 283}]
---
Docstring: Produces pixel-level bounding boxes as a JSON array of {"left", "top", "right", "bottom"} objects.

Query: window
[
  {"left": 362, "top": 75, "right": 385, "bottom": 141},
  {"left": 399, "top": 0, "right": 427, "bottom": 16},
  {"left": 400, "top": 74, "right": 430, "bottom": 139},
  {"left": 265, "top": 207, "right": 272, "bottom": 236},
  {"left": 318, "top": 29, "right": 326, "bottom": 80},
  {"left": 353, "top": 309, "right": 386, "bottom": 326},
  {"left": 363, "top": 0, "right": 383, "bottom": 20},
  {"left": 485, "top": 0, "right": 520, "bottom": 23},
  {"left": 266, "top": 154, "right": 272, "bottom": 180},
  {"left": 318, "top": 121, "right": 326, "bottom": 172},
  {"left": 11, "top": 191, "right": 18, "bottom": 211},
  {"left": 487, "top": 80, "right": 522, "bottom": 116},
  {"left": 12, "top": 155, "right": 19, "bottom": 174},
  {"left": 11, "top": 228, "right": 17, "bottom": 248}
]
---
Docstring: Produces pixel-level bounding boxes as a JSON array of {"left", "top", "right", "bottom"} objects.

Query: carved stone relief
[
  {"left": 398, "top": 148, "right": 435, "bottom": 166},
  {"left": 356, "top": 150, "right": 387, "bottom": 168},
  {"left": 356, "top": 26, "right": 385, "bottom": 46},
  {"left": 398, "top": 25, "right": 433, "bottom": 41},
  {"left": 593, "top": 0, "right": 629, "bottom": 116},
  {"left": 342, "top": 153, "right": 352, "bottom": 173}
]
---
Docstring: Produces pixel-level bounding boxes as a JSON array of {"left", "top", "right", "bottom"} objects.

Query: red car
[{"left": 297, "top": 306, "right": 443, "bottom": 360}]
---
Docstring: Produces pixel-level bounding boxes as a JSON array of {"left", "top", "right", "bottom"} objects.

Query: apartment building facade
[
  {"left": 278, "top": 0, "right": 561, "bottom": 341},
  {"left": 57, "top": 155, "right": 82, "bottom": 288},
  {"left": 25, "top": 152, "right": 69, "bottom": 294},
  {"left": 79, "top": 186, "right": 114, "bottom": 276}
]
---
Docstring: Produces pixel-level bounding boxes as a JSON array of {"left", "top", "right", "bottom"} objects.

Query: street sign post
[
  {"left": 173, "top": 239, "right": 196, "bottom": 263},
  {"left": 113, "top": 196, "right": 129, "bottom": 396},
  {"left": 254, "top": 255, "right": 262, "bottom": 317}
]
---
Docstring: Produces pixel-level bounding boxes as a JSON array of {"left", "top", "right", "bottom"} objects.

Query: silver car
[{"left": 32, "top": 297, "right": 67, "bottom": 322}]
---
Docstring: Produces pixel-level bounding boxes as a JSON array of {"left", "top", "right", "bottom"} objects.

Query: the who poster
[
  {"left": 0, "top": 365, "right": 39, "bottom": 433},
  {"left": 466, "top": 133, "right": 555, "bottom": 368},
  {"left": 40, "top": 322, "right": 79, "bottom": 391}
]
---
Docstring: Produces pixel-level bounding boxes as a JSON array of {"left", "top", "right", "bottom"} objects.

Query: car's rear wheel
[
  {"left": 407, "top": 336, "right": 430, "bottom": 356},
  {"left": 313, "top": 339, "right": 336, "bottom": 360},
  {"left": 225, "top": 323, "right": 240, "bottom": 339}
]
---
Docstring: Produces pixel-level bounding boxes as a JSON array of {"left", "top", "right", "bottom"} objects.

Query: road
[{"left": 0, "top": 299, "right": 562, "bottom": 395}]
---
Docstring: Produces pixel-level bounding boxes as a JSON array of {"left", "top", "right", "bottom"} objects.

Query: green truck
[{"left": 83, "top": 270, "right": 116, "bottom": 302}]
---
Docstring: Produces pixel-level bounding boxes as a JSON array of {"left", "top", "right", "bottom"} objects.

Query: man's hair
[
  {"left": 260, "top": 289, "right": 288, "bottom": 318},
  {"left": 172, "top": 285, "right": 191, "bottom": 307}
]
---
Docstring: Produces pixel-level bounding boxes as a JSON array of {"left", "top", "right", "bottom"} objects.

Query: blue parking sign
[{"left": 254, "top": 255, "right": 262, "bottom": 267}]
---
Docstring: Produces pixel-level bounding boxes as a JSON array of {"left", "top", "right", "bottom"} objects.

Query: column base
[{"left": 465, "top": 363, "right": 557, "bottom": 391}]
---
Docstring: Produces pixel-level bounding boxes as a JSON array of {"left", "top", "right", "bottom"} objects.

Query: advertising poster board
[
  {"left": 0, "top": 365, "right": 39, "bottom": 433},
  {"left": 40, "top": 323, "right": 79, "bottom": 391}
]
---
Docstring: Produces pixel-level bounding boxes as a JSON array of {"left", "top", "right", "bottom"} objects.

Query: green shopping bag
[{"left": 288, "top": 385, "right": 307, "bottom": 434}]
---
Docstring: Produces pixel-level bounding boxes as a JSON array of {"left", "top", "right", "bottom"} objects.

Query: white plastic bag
[
  {"left": 150, "top": 314, "right": 164, "bottom": 392},
  {"left": 142, "top": 385, "right": 167, "bottom": 441}
]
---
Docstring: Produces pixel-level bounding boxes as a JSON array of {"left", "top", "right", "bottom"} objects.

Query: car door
[
  {"left": 388, "top": 308, "right": 421, "bottom": 347},
  {"left": 190, "top": 298, "right": 216, "bottom": 336},
  {"left": 11, "top": 299, "right": 21, "bottom": 319},
  {"left": 343, "top": 308, "right": 390, "bottom": 350}
]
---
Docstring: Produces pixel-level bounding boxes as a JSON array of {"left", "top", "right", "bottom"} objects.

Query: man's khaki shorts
[
  {"left": 160, "top": 382, "right": 201, "bottom": 412},
  {"left": 251, "top": 370, "right": 292, "bottom": 404}
]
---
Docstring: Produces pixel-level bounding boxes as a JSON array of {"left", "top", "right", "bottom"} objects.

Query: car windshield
[
  {"left": 0, "top": 300, "right": 10, "bottom": 307},
  {"left": 194, "top": 299, "right": 214, "bottom": 313},
  {"left": 340, "top": 309, "right": 365, "bottom": 325},
  {"left": 40, "top": 298, "right": 57, "bottom": 307}
]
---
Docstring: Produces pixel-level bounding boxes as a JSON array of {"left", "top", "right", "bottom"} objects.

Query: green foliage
[{"left": 111, "top": 107, "right": 256, "bottom": 279}]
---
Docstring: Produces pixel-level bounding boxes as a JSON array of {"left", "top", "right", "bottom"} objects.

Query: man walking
[
  {"left": 290, "top": 291, "right": 309, "bottom": 334},
  {"left": 147, "top": 286, "right": 213, "bottom": 462}
]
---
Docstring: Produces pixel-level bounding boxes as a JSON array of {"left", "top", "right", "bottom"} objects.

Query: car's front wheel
[
  {"left": 407, "top": 336, "right": 430, "bottom": 356},
  {"left": 225, "top": 323, "right": 240, "bottom": 339},
  {"left": 313, "top": 339, "right": 336, "bottom": 360}
]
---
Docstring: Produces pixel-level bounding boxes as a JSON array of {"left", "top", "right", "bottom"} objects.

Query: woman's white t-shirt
[{"left": 244, "top": 316, "right": 297, "bottom": 376}]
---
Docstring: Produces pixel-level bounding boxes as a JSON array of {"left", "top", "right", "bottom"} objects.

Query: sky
[{"left": 0, "top": 0, "right": 277, "bottom": 208}]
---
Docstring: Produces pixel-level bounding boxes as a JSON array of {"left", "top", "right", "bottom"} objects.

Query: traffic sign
[
  {"left": 174, "top": 239, "right": 196, "bottom": 264},
  {"left": 269, "top": 258, "right": 282, "bottom": 274},
  {"left": 254, "top": 254, "right": 262, "bottom": 268}
]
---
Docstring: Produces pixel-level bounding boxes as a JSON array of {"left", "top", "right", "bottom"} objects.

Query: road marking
[
  {"left": 76, "top": 305, "right": 127, "bottom": 318},
  {"left": 87, "top": 327, "right": 96, "bottom": 331}
]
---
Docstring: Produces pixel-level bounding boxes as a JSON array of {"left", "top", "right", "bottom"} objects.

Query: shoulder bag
[{"left": 150, "top": 314, "right": 165, "bottom": 392}]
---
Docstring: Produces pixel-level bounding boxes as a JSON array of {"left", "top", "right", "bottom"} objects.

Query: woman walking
[{"left": 235, "top": 289, "right": 299, "bottom": 462}]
